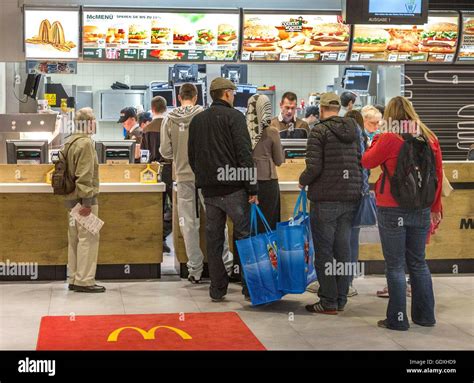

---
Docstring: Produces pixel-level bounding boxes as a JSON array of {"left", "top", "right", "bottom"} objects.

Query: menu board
[
  {"left": 24, "top": 9, "right": 80, "bottom": 59},
  {"left": 241, "top": 14, "right": 350, "bottom": 62},
  {"left": 458, "top": 14, "right": 474, "bottom": 62},
  {"left": 82, "top": 10, "right": 239, "bottom": 61},
  {"left": 350, "top": 15, "right": 459, "bottom": 63}
]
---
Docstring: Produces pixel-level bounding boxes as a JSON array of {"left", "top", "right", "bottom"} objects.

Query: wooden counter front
[{"left": 0, "top": 164, "right": 164, "bottom": 272}]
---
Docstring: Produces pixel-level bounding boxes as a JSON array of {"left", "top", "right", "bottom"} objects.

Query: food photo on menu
[
  {"left": 351, "top": 15, "right": 459, "bottom": 63},
  {"left": 82, "top": 10, "right": 239, "bottom": 61},
  {"left": 241, "top": 14, "right": 350, "bottom": 62},
  {"left": 458, "top": 15, "right": 474, "bottom": 61}
]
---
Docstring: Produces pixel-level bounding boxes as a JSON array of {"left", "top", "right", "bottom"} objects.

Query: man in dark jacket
[
  {"left": 188, "top": 77, "right": 258, "bottom": 302},
  {"left": 299, "top": 92, "right": 362, "bottom": 315}
]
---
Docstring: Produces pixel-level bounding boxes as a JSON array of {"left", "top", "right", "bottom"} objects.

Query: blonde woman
[
  {"left": 361, "top": 105, "right": 383, "bottom": 145},
  {"left": 362, "top": 96, "right": 443, "bottom": 331}
]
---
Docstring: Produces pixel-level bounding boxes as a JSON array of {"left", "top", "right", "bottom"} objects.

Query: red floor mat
[{"left": 36, "top": 312, "right": 266, "bottom": 350}]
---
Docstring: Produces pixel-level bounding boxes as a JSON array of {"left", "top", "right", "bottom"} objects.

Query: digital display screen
[
  {"left": 234, "top": 85, "right": 258, "bottom": 108},
  {"left": 241, "top": 13, "right": 350, "bottom": 62},
  {"left": 344, "top": 70, "right": 372, "bottom": 92},
  {"left": 351, "top": 15, "right": 459, "bottom": 63},
  {"left": 458, "top": 13, "right": 474, "bottom": 62},
  {"left": 24, "top": 9, "right": 80, "bottom": 59},
  {"left": 369, "top": 0, "right": 422, "bottom": 16},
  {"left": 152, "top": 89, "right": 174, "bottom": 107},
  {"left": 82, "top": 9, "right": 239, "bottom": 62}
]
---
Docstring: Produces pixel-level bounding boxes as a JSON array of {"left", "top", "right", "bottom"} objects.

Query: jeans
[
  {"left": 350, "top": 227, "right": 361, "bottom": 285},
  {"left": 204, "top": 189, "right": 250, "bottom": 299},
  {"left": 377, "top": 207, "right": 435, "bottom": 330},
  {"left": 310, "top": 201, "right": 358, "bottom": 310}
]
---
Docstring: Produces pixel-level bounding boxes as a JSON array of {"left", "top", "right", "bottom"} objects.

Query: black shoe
[
  {"left": 74, "top": 284, "right": 106, "bottom": 293},
  {"left": 163, "top": 243, "right": 171, "bottom": 254},
  {"left": 377, "top": 319, "right": 409, "bottom": 331},
  {"left": 412, "top": 320, "right": 436, "bottom": 327},
  {"left": 188, "top": 276, "right": 201, "bottom": 284},
  {"left": 211, "top": 296, "right": 226, "bottom": 302},
  {"left": 68, "top": 284, "right": 76, "bottom": 291},
  {"left": 305, "top": 302, "right": 338, "bottom": 315}
]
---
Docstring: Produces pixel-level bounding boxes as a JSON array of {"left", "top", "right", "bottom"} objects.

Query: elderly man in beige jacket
[{"left": 64, "top": 107, "right": 104, "bottom": 293}]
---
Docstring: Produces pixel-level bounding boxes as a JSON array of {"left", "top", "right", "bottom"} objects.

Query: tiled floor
[{"left": 0, "top": 275, "right": 472, "bottom": 350}]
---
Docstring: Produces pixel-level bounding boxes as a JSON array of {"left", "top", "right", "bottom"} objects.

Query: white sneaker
[
  {"left": 347, "top": 286, "right": 358, "bottom": 297},
  {"left": 306, "top": 280, "right": 320, "bottom": 293}
]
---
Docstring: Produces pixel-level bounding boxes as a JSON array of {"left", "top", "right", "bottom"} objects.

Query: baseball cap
[
  {"left": 210, "top": 77, "right": 237, "bottom": 92},
  {"left": 320, "top": 93, "right": 341, "bottom": 107},
  {"left": 117, "top": 107, "right": 137, "bottom": 123},
  {"left": 138, "top": 111, "right": 153, "bottom": 125}
]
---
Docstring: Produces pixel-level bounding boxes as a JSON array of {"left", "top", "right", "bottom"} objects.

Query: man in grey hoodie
[{"left": 160, "top": 83, "right": 233, "bottom": 283}]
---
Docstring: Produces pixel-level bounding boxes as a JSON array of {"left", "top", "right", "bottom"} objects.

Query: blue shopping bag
[
  {"left": 276, "top": 189, "right": 317, "bottom": 294},
  {"left": 235, "top": 204, "right": 284, "bottom": 306}
]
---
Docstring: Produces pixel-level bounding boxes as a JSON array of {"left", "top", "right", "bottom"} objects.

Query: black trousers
[
  {"left": 204, "top": 189, "right": 250, "bottom": 299},
  {"left": 256, "top": 179, "right": 281, "bottom": 233},
  {"left": 161, "top": 163, "right": 173, "bottom": 239}
]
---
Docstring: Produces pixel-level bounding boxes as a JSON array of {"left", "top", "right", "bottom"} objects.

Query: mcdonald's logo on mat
[{"left": 107, "top": 326, "right": 192, "bottom": 342}]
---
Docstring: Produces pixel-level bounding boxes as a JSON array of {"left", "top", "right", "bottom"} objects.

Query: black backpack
[
  {"left": 51, "top": 136, "right": 83, "bottom": 195},
  {"left": 381, "top": 134, "right": 438, "bottom": 209}
]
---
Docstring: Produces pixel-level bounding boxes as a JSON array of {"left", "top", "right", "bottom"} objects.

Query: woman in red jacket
[{"left": 362, "top": 96, "right": 443, "bottom": 331}]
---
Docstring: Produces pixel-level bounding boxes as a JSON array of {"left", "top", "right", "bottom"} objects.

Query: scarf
[{"left": 246, "top": 94, "right": 272, "bottom": 149}]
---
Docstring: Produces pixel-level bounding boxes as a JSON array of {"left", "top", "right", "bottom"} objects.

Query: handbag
[
  {"left": 353, "top": 127, "right": 377, "bottom": 227},
  {"left": 235, "top": 204, "right": 284, "bottom": 305},
  {"left": 276, "top": 189, "right": 317, "bottom": 294}
]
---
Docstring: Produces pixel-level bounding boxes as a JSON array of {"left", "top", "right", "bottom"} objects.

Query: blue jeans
[
  {"left": 350, "top": 227, "right": 361, "bottom": 285},
  {"left": 310, "top": 201, "right": 357, "bottom": 310},
  {"left": 377, "top": 207, "right": 435, "bottom": 330}
]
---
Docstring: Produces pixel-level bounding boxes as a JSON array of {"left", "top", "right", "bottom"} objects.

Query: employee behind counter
[{"left": 271, "top": 91, "right": 310, "bottom": 139}]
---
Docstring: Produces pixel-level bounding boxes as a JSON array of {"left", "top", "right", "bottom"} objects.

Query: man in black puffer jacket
[
  {"left": 299, "top": 92, "right": 362, "bottom": 315},
  {"left": 188, "top": 77, "right": 258, "bottom": 302}
]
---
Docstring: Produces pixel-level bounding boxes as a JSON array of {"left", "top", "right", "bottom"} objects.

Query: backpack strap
[
  {"left": 60, "top": 136, "right": 86, "bottom": 162},
  {"left": 380, "top": 163, "right": 390, "bottom": 194}
]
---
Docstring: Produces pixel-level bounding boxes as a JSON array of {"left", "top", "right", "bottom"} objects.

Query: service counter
[
  {"left": 0, "top": 164, "right": 165, "bottom": 280},
  {"left": 173, "top": 160, "right": 473, "bottom": 275}
]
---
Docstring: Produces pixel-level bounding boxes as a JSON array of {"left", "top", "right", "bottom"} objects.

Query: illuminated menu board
[
  {"left": 82, "top": 9, "right": 240, "bottom": 61},
  {"left": 241, "top": 13, "right": 350, "bottom": 62},
  {"left": 350, "top": 15, "right": 460, "bottom": 63},
  {"left": 24, "top": 8, "right": 80, "bottom": 59},
  {"left": 458, "top": 13, "right": 474, "bottom": 62}
]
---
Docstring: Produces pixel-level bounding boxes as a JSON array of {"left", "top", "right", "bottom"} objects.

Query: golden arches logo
[{"left": 107, "top": 326, "right": 192, "bottom": 342}]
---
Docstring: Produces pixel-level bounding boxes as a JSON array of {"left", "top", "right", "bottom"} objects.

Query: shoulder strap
[
  {"left": 380, "top": 163, "right": 390, "bottom": 194},
  {"left": 60, "top": 136, "right": 86, "bottom": 162}
]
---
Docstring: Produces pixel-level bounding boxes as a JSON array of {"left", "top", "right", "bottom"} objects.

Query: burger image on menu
[
  {"left": 420, "top": 22, "right": 458, "bottom": 53},
  {"left": 173, "top": 26, "right": 194, "bottom": 45},
  {"left": 151, "top": 21, "right": 170, "bottom": 44},
  {"left": 217, "top": 24, "right": 237, "bottom": 45},
  {"left": 243, "top": 25, "right": 280, "bottom": 51},
  {"left": 352, "top": 27, "right": 391, "bottom": 52},
  {"left": 196, "top": 29, "right": 214, "bottom": 45},
  {"left": 465, "top": 18, "right": 474, "bottom": 35},
  {"left": 128, "top": 24, "right": 148, "bottom": 44},
  {"left": 309, "top": 23, "right": 350, "bottom": 52},
  {"left": 83, "top": 25, "right": 105, "bottom": 43}
]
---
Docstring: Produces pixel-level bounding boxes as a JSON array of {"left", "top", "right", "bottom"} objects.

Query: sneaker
[
  {"left": 347, "top": 286, "right": 358, "bottom": 297},
  {"left": 163, "top": 243, "right": 171, "bottom": 254},
  {"left": 188, "top": 276, "right": 201, "bottom": 284},
  {"left": 74, "top": 284, "right": 106, "bottom": 293},
  {"left": 376, "top": 286, "right": 389, "bottom": 298},
  {"left": 306, "top": 280, "right": 320, "bottom": 294},
  {"left": 305, "top": 301, "right": 338, "bottom": 315}
]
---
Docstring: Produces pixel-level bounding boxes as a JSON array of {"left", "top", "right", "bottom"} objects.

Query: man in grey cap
[
  {"left": 188, "top": 77, "right": 258, "bottom": 302},
  {"left": 299, "top": 92, "right": 362, "bottom": 315}
]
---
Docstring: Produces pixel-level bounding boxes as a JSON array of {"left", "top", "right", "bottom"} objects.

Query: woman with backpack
[{"left": 361, "top": 96, "right": 443, "bottom": 331}]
